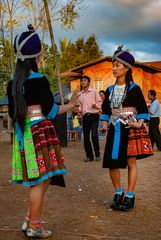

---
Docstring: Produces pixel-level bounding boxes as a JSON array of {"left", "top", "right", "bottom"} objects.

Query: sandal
[
  {"left": 21, "top": 216, "right": 29, "bottom": 233},
  {"left": 26, "top": 227, "right": 53, "bottom": 239}
]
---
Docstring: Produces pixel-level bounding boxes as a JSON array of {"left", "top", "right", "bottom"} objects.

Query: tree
[
  {"left": 58, "top": 35, "right": 103, "bottom": 86},
  {"left": 43, "top": 0, "right": 64, "bottom": 103},
  {"left": 39, "top": 33, "right": 103, "bottom": 90},
  {"left": 0, "top": 39, "right": 12, "bottom": 98},
  {"left": 59, "top": 34, "right": 103, "bottom": 71},
  {"left": 21, "top": 0, "right": 85, "bottom": 103},
  {"left": 0, "top": 0, "right": 90, "bottom": 99},
  {"left": 39, "top": 43, "right": 59, "bottom": 92},
  {"left": 42, "top": 0, "right": 85, "bottom": 104},
  {"left": 1, "top": 0, "right": 25, "bottom": 76},
  {"left": 84, "top": 34, "right": 103, "bottom": 62}
]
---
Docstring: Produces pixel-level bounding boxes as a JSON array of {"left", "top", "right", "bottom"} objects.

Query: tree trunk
[
  {"left": 9, "top": 16, "right": 14, "bottom": 78},
  {"left": 43, "top": 0, "right": 64, "bottom": 104}
]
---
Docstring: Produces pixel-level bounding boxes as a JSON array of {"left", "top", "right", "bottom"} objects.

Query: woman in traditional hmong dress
[
  {"left": 7, "top": 26, "right": 78, "bottom": 238},
  {"left": 100, "top": 46, "right": 153, "bottom": 211}
]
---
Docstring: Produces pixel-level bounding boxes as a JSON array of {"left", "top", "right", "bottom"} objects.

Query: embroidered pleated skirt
[
  {"left": 127, "top": 124, "right": 153, "bottom": 159},
  {"left": 12, "top": 117, "right": 67, "bottom": 186},
  {"left": 103, "top": 122, "right": 153, "bottom": 169}
]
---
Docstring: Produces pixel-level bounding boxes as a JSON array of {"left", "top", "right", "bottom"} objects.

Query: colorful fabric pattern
[
  {"left": 102, "top": 83, "right": 152, "bottom": 169},
  {"left": 127, "top": 125, "right": 153, "bottom": 158},
  {"left": 12, "top": 118, "right": 67, "bottom": 186},
  {"left": 109, "top": 84, "right": 126, "bottom": 108}
]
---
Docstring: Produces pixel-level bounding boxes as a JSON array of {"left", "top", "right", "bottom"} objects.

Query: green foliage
[
  {"left": 0, "top": 71, "right": 8, "bottom": 98},
  {"left": 0, "top": 34, "right": 103, "bottom": 97},
  {"left": 39, "top": 43, "right": 59, "bottom": 92},
  {"left": 41, "top": 34, "right": 103, "bottom": 87},
  {"left": 40, "top": 65, "right": 58, "bottom": 93},
  {"left": 59, "top": 34, "right": 103, "bottom": 70},
  {"left": 0, "top": 39, "right": 13, "bottom": 98},
  {"left": 59, "top": 34, "right": 103, "bottom": 86}
]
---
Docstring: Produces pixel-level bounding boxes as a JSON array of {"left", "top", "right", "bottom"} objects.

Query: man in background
[
  {"left": 148, "top": 90, "right": 161, "bottom": 151},
  {"left": 78, "top": 76, "right": 102, "bottom": 162}
]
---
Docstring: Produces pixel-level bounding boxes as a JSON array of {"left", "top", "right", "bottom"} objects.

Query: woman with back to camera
[
  {"left": 100, "top": 46, "right": 153, "bottom": 211},
  {"left": 7, "top": 25, "right": 78, "bottom": 238}
]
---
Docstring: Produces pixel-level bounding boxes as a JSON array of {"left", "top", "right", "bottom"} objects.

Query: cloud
[
  {"left": 53, "top": 0, "right": 161, "bottom": 61},
  {"left": 142, "top": 0, "right": 161, "bottom": 21},
  {"left": 112, "top": 0, "right": 152, "bottom": 7},
  {"left": 135, "top": 51, "right": 161, "bottom": 62},
  {"left": 6, "top": 0, "right": 160, "bottom": 62}
]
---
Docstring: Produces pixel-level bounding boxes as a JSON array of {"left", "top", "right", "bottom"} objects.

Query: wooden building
[{"left": 61, "top": 56, "right": 161, "bottom": 104}]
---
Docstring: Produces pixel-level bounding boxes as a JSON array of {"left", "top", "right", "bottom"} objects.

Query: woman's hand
[
  {"left": 100, "top": 121, "right": 108, "bottom": 133},
  {"left": 92, "top": 104, "right": 97, "bottom": 109},
  {"left": 125, "top": 119, "right": 142, "bottom": 129},
  {"left": 58, "top": 91, "right": 80, "bottom": 115},
  {"left": 68, "top": 91, "right": 80, "bottom": 108}
]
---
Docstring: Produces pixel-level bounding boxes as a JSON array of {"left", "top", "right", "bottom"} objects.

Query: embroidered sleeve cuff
[
  {"left": 100, "top": 114, "right": 110, "bottom": 122},
  {"left": 47, "top": 104, "right": 59, "bottom": 120},
  {"left": 136, "top": 113, "right": 150, "bottom": 121}
]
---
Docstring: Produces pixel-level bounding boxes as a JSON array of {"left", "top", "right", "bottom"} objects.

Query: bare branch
[
  {"left": 12, "top": 0, "right": 22, "bottom": 13},
  {"left": 11, "top": 0, "right": 15, "bottom": 12},
  {"left": 5, "top": 0, "right": 11, "bottom": 14},
  {"left": 58, "top": 0, "right": 86, "bottom": 30}
]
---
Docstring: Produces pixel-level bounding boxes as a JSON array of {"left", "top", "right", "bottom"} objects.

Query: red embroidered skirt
[{"left": 127, "top": 125, "right": 153, "bottom": 159}]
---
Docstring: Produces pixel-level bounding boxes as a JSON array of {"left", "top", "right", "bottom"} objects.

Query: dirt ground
[{"left": 0, "top": 118, "right": 161, "bottom": 240}]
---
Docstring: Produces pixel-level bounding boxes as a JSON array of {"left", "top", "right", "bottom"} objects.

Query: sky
[{"left": 52, "top": 0, "right": 161, "bottom": 62}]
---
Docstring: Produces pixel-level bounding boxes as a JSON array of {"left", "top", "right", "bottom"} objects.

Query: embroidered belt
[
  {"left": 111, "top": 107, "right": 137, "bottom": 125},
  {"left": 112, "top": 107, "right": 137, "bottom": 117},
  {"left": 26, "top": 105, "right": 45, "bottom": 120},
  {"left": 27, "top": 116, "right": 45, "bottom": 121}
]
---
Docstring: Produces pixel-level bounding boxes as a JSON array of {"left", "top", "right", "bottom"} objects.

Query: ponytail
[
  {"left": 123, "top": 68, "right": 134, "bottom": 101},
  {"left": 12, "top": 58, "right": 38, "bottom": 132}
]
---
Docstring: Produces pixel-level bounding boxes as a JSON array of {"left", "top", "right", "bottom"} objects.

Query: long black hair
[
  {"left": 123, "top": 68, "right": 134, "bottom": 100},
  {"left": 12, "top": 58, "right": 38, "bottom": 132}
]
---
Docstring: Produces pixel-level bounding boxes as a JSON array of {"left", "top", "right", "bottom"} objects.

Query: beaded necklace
[{"left": 110, "top": 83, "right": 128, "bottom": 109}]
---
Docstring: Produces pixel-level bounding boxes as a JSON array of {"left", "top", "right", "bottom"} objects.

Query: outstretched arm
[{"left": 58, "top": 91, "right": 79, "bottom": 114}]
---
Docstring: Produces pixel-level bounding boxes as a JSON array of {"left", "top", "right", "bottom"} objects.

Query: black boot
[
  {"left": 120, "top": 196, "right": 135, "bottom": 211},
  {"left": 111, "top": 192, "right": 124, "bottom": 210}
]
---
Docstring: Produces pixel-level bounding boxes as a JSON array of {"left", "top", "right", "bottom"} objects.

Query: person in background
[
  {"left": 98, "top": 90, "right": 107, "bottom": 138},
  {"left": 101, "top": 46, "right": 153, "bottom": 211},
  {"left": 72, "top": 110, "right": 82, "bottom": 142},
  {"left": 7, "top": 26, "right": 78, "bottom": 238},
  {"left": 148, "top": 90, "right": 161, "bottom": 151},
  {"left": 99, "top": 90, "right": 106, "bottom": 102},
  {"left": 78, "top": 76, "right": 102, "bottom": 162}
]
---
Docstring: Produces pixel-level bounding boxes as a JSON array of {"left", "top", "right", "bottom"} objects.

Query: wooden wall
[{"left": 70, "top": 61, "right": 161, "bottom": 105}]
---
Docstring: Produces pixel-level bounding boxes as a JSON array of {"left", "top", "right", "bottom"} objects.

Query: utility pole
[
  {"left": 43, "top": 0, "right": 64, "bottom": 104},
  {"left": 0, "top": 0, "right": 3, "bottom": 39},
  {"left": 0, "top": 0, "right": 2, "bottom": 18},
  {"left": 9, "top": 19, "right": 14, "bottom": 77}
]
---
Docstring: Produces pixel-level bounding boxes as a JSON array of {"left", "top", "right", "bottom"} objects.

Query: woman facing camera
[{"left": 100, "top": 46, "right": 153, "bottom": 211}]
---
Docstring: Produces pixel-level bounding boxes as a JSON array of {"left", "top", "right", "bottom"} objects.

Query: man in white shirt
[{"left": 148, "top": 90, "right": 161, "bottom": 151}]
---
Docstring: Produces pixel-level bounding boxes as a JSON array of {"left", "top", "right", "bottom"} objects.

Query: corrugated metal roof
[
  {"left": 142, "top": 61, "right": 161, "bottom": 71},
  {"left": 60, "top": 56, "right": 161, "bottom": 77}
]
